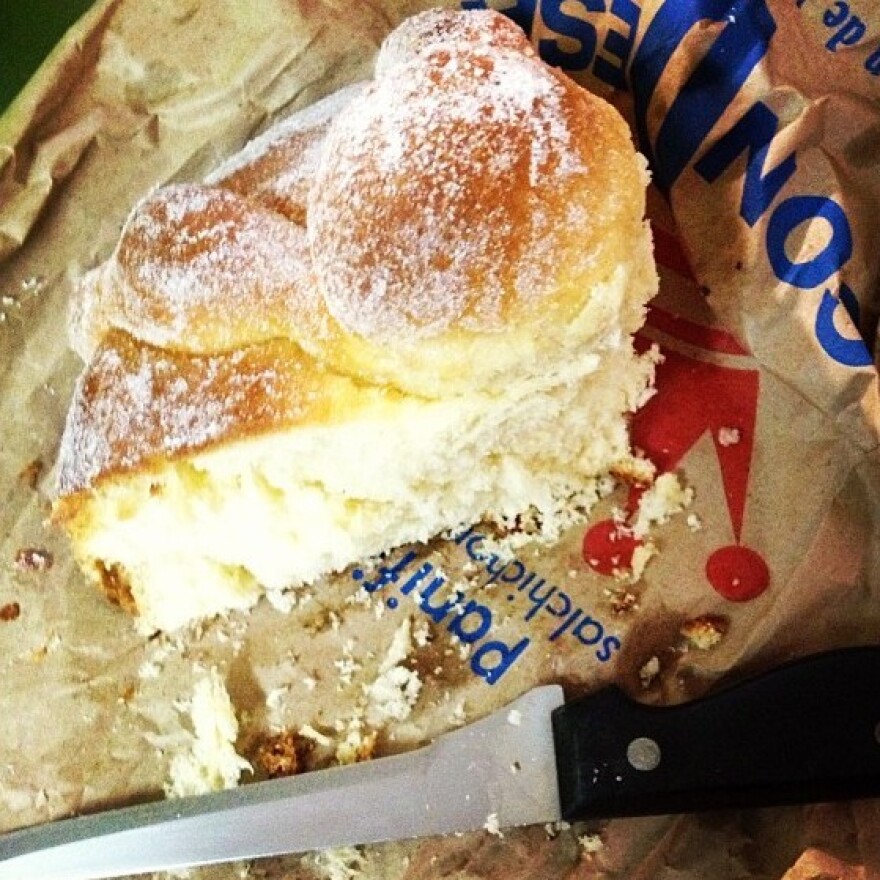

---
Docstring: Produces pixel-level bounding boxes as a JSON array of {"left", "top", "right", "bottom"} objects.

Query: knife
[{"left": 2, "top": 646, "right": 880, "bottom": 880}]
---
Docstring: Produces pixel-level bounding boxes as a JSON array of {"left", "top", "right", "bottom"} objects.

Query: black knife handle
[{"left": 552, "top": 646, "right": 880, "bottom": 820}]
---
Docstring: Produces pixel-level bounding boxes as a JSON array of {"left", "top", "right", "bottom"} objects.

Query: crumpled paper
[{"left": 1, "top": 1, "right": 879, "bottom": 878}]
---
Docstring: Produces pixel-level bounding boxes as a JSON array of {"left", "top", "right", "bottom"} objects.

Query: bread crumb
[
  {"left": 311, "top": 846, "right": 364, "bottom": 880},
  {"left": 638, "top": 656, "right": 660, "bottom": 688},
  {"left": 611, "top": 457, "right": 655, "bottom": 485},
  {"left": 334, "top": 652, "right": 362, "bottom": 688},
  {"left": 363, "top": 618, "right": 422, "bottom": 727},
  {"left": 544, "top": 820, "right": 571, "bottom": 838},
  {"left": 579, "top": 833, "right": 604, "bottom": 854},
  {"left": 484, "top": 812, "right": 503, "bottom": 837},
  {"left": 484, "top": 483, "right": 606, "bottom": 552},
  {"left": 507, "top": 709, "right": 522, "bottom": 726},
  {"left": 627, "top": 541, "right": 656, "bottom": 582},
  {"left": 14, "top": 548, "right": 54, "bottom": 572},
  {"left": 335, "top": 718, "right": 377, "bottom": 765},
  {"left": 686, "top": 513, "right": 702, "bottom": 531},
  {"left": 18, "top": 459, "right": 44, "bottom": 489},
  {"left": 631, "top": 473, "right": 693, "bottom": 538},
  {"left": 717, "top": 427, "right": 741, "bottom": 447},
  {"left": 363, "top": 664, "right": 421, "bottom": 727},
  {"left": 265, "top": 686, "right": 288, "bottom": 711},
  {"left": 606, "top": 588, "right": 639, "bottom": 614},
  {"left": 254, "top": 730, "right": 310, "bottom": 778},
  {"left": 0, "top": 602, "right": 21, "bottom": 622},
  {"left": 412, "top": 619, "right": 431, "bottom": 647},
  {"left": 165, "top": 668, "right": 251, "bottom": 798},
  {"left": 680, "top": 615, "right": 728, "bottom": 649}
]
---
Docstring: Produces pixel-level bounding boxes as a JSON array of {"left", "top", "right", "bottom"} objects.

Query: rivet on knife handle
[{"left": 551, "top": 646, "right": 880, "bottom": 820}]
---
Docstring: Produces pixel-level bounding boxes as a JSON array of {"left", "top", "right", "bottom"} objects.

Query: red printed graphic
[
  {"left": 583, "top": 226, "right": 770, "bottom": 601},
  {"left": 582, "top": 516, "right": 645, "bottom": 577}
]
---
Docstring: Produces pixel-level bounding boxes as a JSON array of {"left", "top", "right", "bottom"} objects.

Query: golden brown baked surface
[
  {"left": 68, "top": 6, "right": 650, "bottom": 399},
  {"left": 69, "top": 184, "right": 325, "bottom": 360},
  {"left": 53, "top": 8, "right": 657, "bottom": 630},
  {"left": 307, "top": 32, "right": 647, "bottom": 395},
  {"left": 312, "top": 49, "right": 638, "bottom": 341},
  {"left": 55, "top": 328, "right": 395, "bottom": 502}
]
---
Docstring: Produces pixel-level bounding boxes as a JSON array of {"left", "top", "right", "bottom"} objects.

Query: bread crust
[
  {"left": 55, "top": 328, "right": 401, "bottom": 506},
  {"left": 53, "top": 10, "right": 658, "bottom": 629},
  {"left": 374, "top": 7, "right": 534, "bottom": 75},
  {"left": 307, "top": 41, "right": 649, "bottom": 396},
  {"left": 69, "top": 184, "right": 325, "bottom": 360},
  {"left": 207, "top": 82, "right": 369, "bottom": 225},
  {"left": 67, "top": 9, "right": 652, "bottom": 398}
]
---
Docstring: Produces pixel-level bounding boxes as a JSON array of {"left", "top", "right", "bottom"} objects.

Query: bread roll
[
  {"left": 309, "top": 34, "right": 650, "bottom": 397},
  {"left": 54, "top": 9, "right": 658, "bottom": 632}
]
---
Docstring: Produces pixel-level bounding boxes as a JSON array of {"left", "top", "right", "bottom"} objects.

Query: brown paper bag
[{"left": 1, "top": 1, "right": 879, "bottom": 877}]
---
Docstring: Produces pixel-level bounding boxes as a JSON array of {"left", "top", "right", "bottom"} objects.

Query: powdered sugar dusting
[
  {"left": 115, "top": 183, "right": 316, "bottom": 351},
  {"left": 309, "top": 45, "right": 591, "bottom": 342},
  {"left": 56, "top": 335, "right": 299, "bottom": 495},
  {"left": 58, "top": 9, "right": 645, "bottom": 497}
]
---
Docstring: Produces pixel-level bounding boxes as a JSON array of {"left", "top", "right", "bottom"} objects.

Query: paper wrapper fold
[{"left": 1, "top": 1, "right": 879, "bottom": 878}]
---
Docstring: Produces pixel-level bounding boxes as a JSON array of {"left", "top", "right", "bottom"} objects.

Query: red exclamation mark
[{"left": 583, "top": 227, "right": 770, "bottom": 600}]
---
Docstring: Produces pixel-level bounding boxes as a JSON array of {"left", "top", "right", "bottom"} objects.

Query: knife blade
[{"left": 2, "top": 646, "right": 880, "bottom": 880}]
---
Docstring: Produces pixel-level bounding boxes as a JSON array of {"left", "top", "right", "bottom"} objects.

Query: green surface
[{"left": 0, "top": 0, "right": 96, "bottom": 112}]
